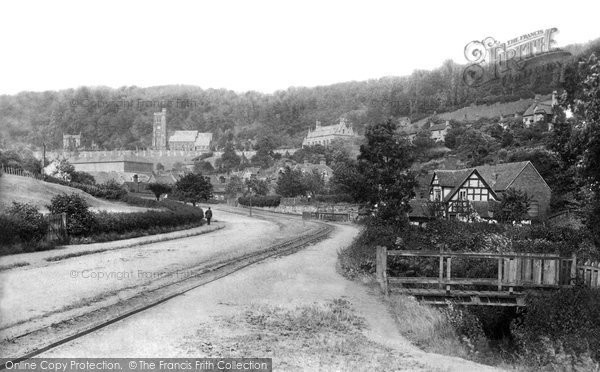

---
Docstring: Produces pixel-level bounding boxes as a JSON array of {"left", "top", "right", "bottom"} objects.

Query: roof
[
  {"left": 168, "top": 130, "right": 198, "bottom": 143},
  {"left": 149, "top": 173, "right": 179, "bottom": 185},
  {"left": 305, "top": 119, "right": 354, "bottom": 140},
  {"left": 400, "top": 127, "right": 419, "bottom": 136},
  {"left": 433, "top": 169, "right": 473, "bottom": 187},
  {"left": 295, "top": 163, "right": 333, "bottom": 174},
  {"left": 523, "top": 100, "right": 553, "bottom": 117},
  {"left": 195, "top": 133, "right": 213, "bottom": 147},
  {"left": 70, "top": 154, "right": 153, "bottom": 164},
  {"left": 475, "top": 161, "right": 530, "bottom": 191},
  {"left": 429, "top": 122, "right": 448, "bottom": 132}
]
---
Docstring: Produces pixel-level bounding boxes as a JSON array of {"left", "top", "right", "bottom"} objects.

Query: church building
[{"left": 302, "top": 118, "right": 356, "bottom": 147}]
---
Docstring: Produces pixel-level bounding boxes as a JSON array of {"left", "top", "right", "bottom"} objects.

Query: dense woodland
[{"left": 1, "top": 38, "right": 599, "bottom": 152}]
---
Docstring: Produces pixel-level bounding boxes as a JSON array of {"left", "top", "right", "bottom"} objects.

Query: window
[
  {"left": 528, "top": 201, "right": 540, "bottom": 217},
  {"left": 434, "top": 189, "right": 441, "bottom": 201},
  {"left": 459, "top": 190, "right": 467, "bottom": 200}
]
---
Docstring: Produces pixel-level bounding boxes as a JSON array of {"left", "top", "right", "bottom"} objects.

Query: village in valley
[{"left": 1, "top": 2, "right": 600, "bottom": 372}]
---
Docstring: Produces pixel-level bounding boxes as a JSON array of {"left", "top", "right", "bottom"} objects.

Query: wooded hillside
[{"left": 1, "top": 38, "right": 598, "bottom": 151}]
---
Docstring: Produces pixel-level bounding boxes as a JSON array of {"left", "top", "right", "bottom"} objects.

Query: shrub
[
  {"left": 48, "top": 193, "right": 97, "bottom": 237},
  {"left": 44, "top": 176, "right": 126, "bottom": 200},
  {"left": 238, "top": 195, "right": 281, "bottom": 207},
  {"left": 93, "top": 208, "right": 203, "bottom": 236},
  {"left": 7, "top": 202, "right": 48, "bottom": 243},
  {"left": 313, "top": 193, "right": 354, "bottom": 204},
  {"left": 512, "top": 287, "right": 600, "bottom": 366}
]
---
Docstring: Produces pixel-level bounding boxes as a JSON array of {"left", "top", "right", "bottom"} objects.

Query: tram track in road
[{"left": 0, "top": 215, "right": 333, "bottom": 368}]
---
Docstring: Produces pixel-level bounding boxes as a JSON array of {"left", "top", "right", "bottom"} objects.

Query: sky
[{"left": 0, "top": 0, "right": 599, "bottom": 95}]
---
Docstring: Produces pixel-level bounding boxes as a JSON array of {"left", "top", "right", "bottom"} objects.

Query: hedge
[
  {"left": 313, "top": 193, "right": 354, "bottom": 204},
  {"left": 238, "top": 195, "right": 281, "bottom": 207},
  {"left": 44, "top": 176, "right": 126, "bottom": 200},
  {"left": 93, "top": 209, "right": 203, "bottom": 236},
  {"left": 0, "top": 202, "right": 52, "bottom": 254}
]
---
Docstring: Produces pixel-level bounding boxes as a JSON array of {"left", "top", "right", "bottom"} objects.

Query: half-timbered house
[{"left": 412, "top": 161, "right": 551, "bottom": 222}]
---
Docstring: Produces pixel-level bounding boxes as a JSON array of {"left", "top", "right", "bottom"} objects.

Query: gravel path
[{"left": 0, "top": 208, "right": 318, "bottom": 341}]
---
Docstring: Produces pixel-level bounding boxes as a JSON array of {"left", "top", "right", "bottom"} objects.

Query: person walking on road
[{"left": 205, "top": 207, "right": 213, "bottom": 225}]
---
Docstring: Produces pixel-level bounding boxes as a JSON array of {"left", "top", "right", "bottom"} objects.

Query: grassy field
[{"left": 0, "top": 174, "right": 153, "bottom": 214}]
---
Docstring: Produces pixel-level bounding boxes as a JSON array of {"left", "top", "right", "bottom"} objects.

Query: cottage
[
  {"left": 429, "top": 121, "right": 450, "bottom": 142},
  {"left": 400, "top": 121, "right": 450, "bottom": 143},
  {"left": 415, "top": 161, "right": 551, "bottom": 221},
  {"left": 293, "top": 159, "right": 334, "bottom": 183},
  {"left": 522, "top": 92, "right": 557, "bottom": 127}
]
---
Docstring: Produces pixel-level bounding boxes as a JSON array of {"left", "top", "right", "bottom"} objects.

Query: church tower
[{"left": 152, "top": 108, "right": 167, "bottom": 150}]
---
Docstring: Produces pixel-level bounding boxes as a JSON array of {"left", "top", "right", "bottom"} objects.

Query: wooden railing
[
  {"left": 376, "top": 246, "right": 582, "bottom": 296},
  {"left": 579, "top": 260, "right": 600, "bottom": 288},
  {"left": 1, "top": 165, "right": 44, "bottom": 180},
  {"left": 302, "top": 211, "right": 350, "bottom": 222}
]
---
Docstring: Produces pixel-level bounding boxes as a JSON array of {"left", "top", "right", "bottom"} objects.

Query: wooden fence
[
  {"left": 578, "top": 260, "right": 600, "bottom": 288},
  {"left": 376, "top": 247, "right": 576, "bottom": 294},
  {"left": 1, "top": 165, "right": 44, "bottom": 180},
  {"left": 302, "top": 211, "right": 351, "bottom": 222}
]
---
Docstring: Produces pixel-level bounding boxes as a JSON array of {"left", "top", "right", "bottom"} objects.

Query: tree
[
  {"left": 252, "top": 135, "right": 276, "bottom": 169},
  {"left": 572, "top": 54, "right": 600, "bottom": 244},
  {"left": 225, "top": 175, "right": 244, "bottom": 197},
  {"left": 71, "top": 171, "right": 96, "bottom": 185},
  {"left": 156, "top": 163, "right": 165, "bottom": 171},
  {"left": 355, "top": 119, "right": 417, "bottom": 221},
  {"left": 245, "top": 178, "right": 269, "bottom": 196},
  {"left": 147, "top": 183, "right": 172, "bottom": 201},
  {"left": 48, "top": 193, "right": 96, "bottom": 237},
  {"left": 330, "top": 160, "right": 368, "bottom": 201},
  {"left": 491, "top": 188, "right": 532, "bottom": 223},
  {"left": 276, "top": 166, "right": 306, "bottom": 197},
  {"left": 193, "top": 160, "right": 214, "bottom": 174},
  {"left": 173, "top": 173, "right": 213, "bottom": 206},
  {"left": 220, "top": 141, "right": 240, "bottom": 173},
  {"left": 301, "top": 169, "right": 325, "bottom": 196},
  {"left": 51, "top": 158, "right": 76, "bottom": 181}
]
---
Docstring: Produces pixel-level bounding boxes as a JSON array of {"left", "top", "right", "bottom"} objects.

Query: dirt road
[
  {"left": 0, "top": 208, "right": 318, "bottom": 342},
  {"left": 37, "top": 220, "right": 502, "bottom": 371}
]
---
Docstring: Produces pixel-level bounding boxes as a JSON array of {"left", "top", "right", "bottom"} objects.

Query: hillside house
[
  {"left": 413, "top": 161, "right": 551, "bottom": 221},
  {"left": 293, "top": 158, "right": 334, "bottom": 183},
  {"left": 430, "top": 121, "right": 450, "bottom": 142},
  {"left": 522, "top": 92, "right": 557, "bottom": 128},
  {"left": 400, "top": 121, "right": 450, "bottom": 143},
  {"left": 302, "top": 118, "right": 356, "bottom": 147}
]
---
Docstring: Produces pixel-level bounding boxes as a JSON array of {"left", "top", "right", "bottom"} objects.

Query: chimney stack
[{"left": 552, "top": 91, "right": 558, "bottom": 107}]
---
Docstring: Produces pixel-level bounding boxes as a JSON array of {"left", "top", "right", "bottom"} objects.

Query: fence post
[
  {"left": 570, "top": 252, "right": 577, "bottom": 285},
  {"left": 446, "top": 256, "right": 452, "bottom": 292},
  {"left": 376, "top": 246, "right": 388, "bottom": 295},
  {"left": 497, "top": 249, "right": 503, "bottom": 291}
]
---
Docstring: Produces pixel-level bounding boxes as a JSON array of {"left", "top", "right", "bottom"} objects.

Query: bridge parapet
[{"left": 375, "top": 247, "right": 594, "bottom": 307}]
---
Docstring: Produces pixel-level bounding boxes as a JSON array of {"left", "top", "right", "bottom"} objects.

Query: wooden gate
[{"left": 46, "top": 213, "right": 68, "bottom": 243}]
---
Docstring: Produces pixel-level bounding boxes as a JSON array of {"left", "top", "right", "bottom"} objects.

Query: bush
[
  {"left": 93, "top": 208, "right": 203, "bottom": 236},
  {"left": 44, "top": 176, "right": 126, "bottom": 200},
  {"left": 313, "top": 193, "right": 354, "bottom": 204},
  {"left": 238, "top": 195, "right": 281, "bottom": 207},
  {"left": 48, "top": 193, "right": 97, "bottom": 237},
  {"left": 512, "top": 287, "right": 600, "bottom": 366},
  {"left": 7, "top": 202, "right": 48, "bottom": 243}
]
